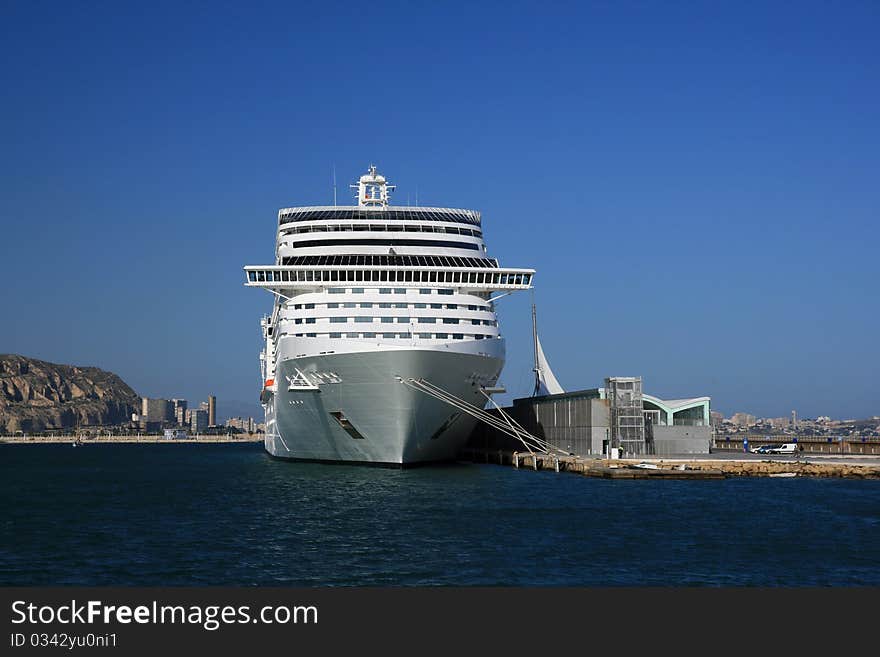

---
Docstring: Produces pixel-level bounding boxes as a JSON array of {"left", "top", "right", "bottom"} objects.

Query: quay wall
[{"left": 458, "top": 447, "right": 880, "bottom": 479}]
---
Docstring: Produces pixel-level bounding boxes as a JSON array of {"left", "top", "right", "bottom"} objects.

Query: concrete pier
[{"left": 457, "top": 447, "right": 880, "bottom": 479}]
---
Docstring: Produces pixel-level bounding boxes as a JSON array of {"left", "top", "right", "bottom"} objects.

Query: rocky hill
[{"left": 0, "top": 355, "right": 140, "bottom": 433}]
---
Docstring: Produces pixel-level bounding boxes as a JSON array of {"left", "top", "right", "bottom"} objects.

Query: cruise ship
[{"left": 244, "top": 166, "right": 534, "bottom": 465}]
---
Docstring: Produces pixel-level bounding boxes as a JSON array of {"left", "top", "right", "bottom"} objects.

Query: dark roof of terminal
[{"left": 513, "top": 389, "right": 603, "bottom": 405}]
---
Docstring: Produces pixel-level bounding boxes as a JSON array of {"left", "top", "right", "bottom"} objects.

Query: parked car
[
  {"left": 750, "top": 444, "right": 774, "bottom": 454},
  {"left": 765, "top": 443, "right": 798, "bottom": 454}
]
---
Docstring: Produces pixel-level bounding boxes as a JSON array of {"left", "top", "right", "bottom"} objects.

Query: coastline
[{"left": 0, "top": 434, "right": 264, "bottom": 444}]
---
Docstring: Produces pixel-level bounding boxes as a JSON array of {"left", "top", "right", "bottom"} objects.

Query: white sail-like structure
[
  {"left": 531, "top": 303, "right": 564, "bottom": 396},
  {"left": 535, "top": 334, "right": 565, "bottom": 395}
]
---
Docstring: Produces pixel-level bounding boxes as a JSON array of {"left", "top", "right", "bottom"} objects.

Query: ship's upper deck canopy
[{"left": 279, "top": 206, "right": 481, "bottom": 227}]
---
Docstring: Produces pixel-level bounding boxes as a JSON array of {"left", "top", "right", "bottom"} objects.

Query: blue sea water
[{"left": 1, "top": 443, "right": 878, "bottom": 586}]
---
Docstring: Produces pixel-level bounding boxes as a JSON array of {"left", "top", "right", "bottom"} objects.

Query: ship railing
[{"left": 244, "top": 265, "right": 534, "bottom": 291}]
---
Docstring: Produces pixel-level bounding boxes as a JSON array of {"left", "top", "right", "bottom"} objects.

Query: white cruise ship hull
[{"left": 264, "top": 338, "right": 504, "bottom": 466}]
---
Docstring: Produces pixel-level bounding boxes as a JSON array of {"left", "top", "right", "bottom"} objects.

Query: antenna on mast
[{"left": 332, "top": 165, "right": 337, "bottom": 206}]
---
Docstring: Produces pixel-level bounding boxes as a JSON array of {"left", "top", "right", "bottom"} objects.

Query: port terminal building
[{"left": 467, "top": 377, "right": 712, "bottom": 457}]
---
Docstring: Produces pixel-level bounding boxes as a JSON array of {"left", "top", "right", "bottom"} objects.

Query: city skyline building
[
  {"left": 190, "top": 409, "right": 208, "bottom": 433},
  {"left": 208, "top": 395, "right": 216, "bottom": 427}
]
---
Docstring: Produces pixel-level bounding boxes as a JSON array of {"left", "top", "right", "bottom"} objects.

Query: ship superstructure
[{"left": 244, "top": 165, "right": 534, "bottom": 465}]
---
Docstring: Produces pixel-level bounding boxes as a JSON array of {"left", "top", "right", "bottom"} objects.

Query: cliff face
[{"left": 0, "top": 355, "right": 140, "bottom": 433}]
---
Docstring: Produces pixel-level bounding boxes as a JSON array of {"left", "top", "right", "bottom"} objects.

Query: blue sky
[{"left": 1, "top": 1, "right": 878, "bottom": 420}]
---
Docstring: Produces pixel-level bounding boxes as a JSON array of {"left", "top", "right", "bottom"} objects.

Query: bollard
[
  {"left": 554, "top": 456, "right": 559, "bottom": 473},
  {"left": 514, "top": 452, "right": 519, "bottom": 469},
  {"left": 533, "top": 455, "right": 538, "bottom": 471}
]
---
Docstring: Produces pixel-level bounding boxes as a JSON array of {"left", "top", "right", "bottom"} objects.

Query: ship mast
[
  {"left": 350, "top": 164, "right": 396, "bottom": 208},
  {"left": 532, "top": 303, "right": 541, "bottom": 396}
]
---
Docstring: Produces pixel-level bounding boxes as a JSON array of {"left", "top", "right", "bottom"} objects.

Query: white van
[{"left": 766, "top": 443, "right": 798, "bottom": 454}]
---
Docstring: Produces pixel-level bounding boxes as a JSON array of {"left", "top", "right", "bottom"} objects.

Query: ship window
[
  {"left": 330, "top": 332, "right": 342, "bottom": 338},
  {"left": 415, "top": 303, "right": 426, "bottom": 308},
  {"left": 330, "top": 317, "right": 346, "bottom": 323},
  {"left": 379, "top": 303, "right": 391, "bottom": 308},
  {"left": 436, "top": 333, "right": 448, "bottom": 339},
  {"left": 363, "top": 332, "right": 376, "bottom": 338},
  {"left": 328, "top": 303, "right": 339, "bottom": 308},
  {"left": 354, "top": 317, "right": 372, "bottom": 323},
  {"left": 382, "top": 333, "right": 396, "bottom": 338},
  {"left": 439, "top": 289, "right": 453, "bottom": 295},
  {"left": 305, "top": 303, "right": 315, "bottom": 309},
  {"left": 360, "top": 303, "right": 373, "bottom": 308},
  {"left": 418, "top": 333, "right": 431, "bottom": 338},
  {"left": 248, "top": 271, "right": 256, "bottom": 282},
  {"left": 328, "top": 288, "right": 344, "bottom": 294},
  {"left": 443, "top": 318, "right": 459, "bottom": 324},
  {"left": 397, "top": 317, "right": 410, "bottom": 323},
  {"left": 453, "top": 334, "right": 464, "bottom": 340},
  {"left": 306, "top": 333, "right": 316, "bottom": 337},
  {"left": 343, "top": 302, "right": 356, "bottom": 308},
  {"left": 429, "top": 271, "right": 437, "bottom": 282},
  {"left": 430, "top": 303, "right": 442, "bottom": 309},
  {"left": 394, "top": 288, "right": 406, "bottom": 294},
  {"left": 419, "top": 317, "right": 436, "bottom": 323},
  {"left": 475, "top": 334, "right": 484, "bottom": 339},
  {"left": 468, "top": 305, "right": 477, "bottom": 310},
  {"left": 294, "top": 319, "right": 302, "bottom": 324},
  {"left": 394, "top": 303, "right": 407, "bottom": 308},
  {"left": 445, "top": 304, "right": 458, "bottom": 309},
  {"left": 330, "top": 271, "right": 339, "bottom": 281},
  {"left": 305, "top": 318, "right": 316, "bottom": 324},
  {"left": 346, "top": 333, "right": 358, "bottom": 338},
  {"left": 381, "top": 317, "right": 394, "bottom": 323},
  {"left": 294, "top": 304, "right": 302, "bottom": 309},
  {"left": 523, "top": 274, "right": 531, "bottom": 285}
]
